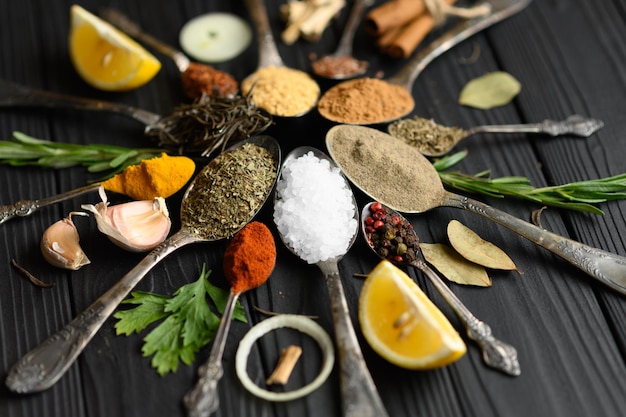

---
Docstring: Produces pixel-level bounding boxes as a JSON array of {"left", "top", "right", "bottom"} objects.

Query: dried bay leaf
[
  {"left": 458, "top": 71, "right": 521, "bottom": 109},
  {"left": 447, "top": 220, "right": 520, "bottom": 272},
  {"left": 420, "top": 242, "right": 492, "bottom": 287}
]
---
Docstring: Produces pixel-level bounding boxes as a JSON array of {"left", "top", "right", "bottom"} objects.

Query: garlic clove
[
  {"left": 82, "top": 187, "right": 171, "bottom": 252},
  {"left": 41, "top": 212, "right": 91, "bottom": 270}
]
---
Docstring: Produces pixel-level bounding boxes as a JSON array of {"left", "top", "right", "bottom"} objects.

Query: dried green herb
[
  {"left": 181, "top": 143, "right": 277, "bottom": 239},
  {"left": 458, "top": 71, "right": 521, "bottom": 109},
  {"left": 447, "top": 220, "right": 519, "bottom": 272},
  {"left": 388, "top": 116, "right": 465, "bottom": 155},
  {"left": 147, "top": 93, "right": 273, "bottom": 157},
  {"left": 419, "top": 243, "right": 491, "bottom": 287},
  {"left": 433, "top": 150, "right": 626, "bottom": 215}
]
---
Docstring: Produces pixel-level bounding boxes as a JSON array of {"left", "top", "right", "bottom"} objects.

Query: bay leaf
[
  {"left": 447, "top": 220, "right": 520, "bottom": 272},
  {"left": 458, "top": 71, "right": 521, "bottom": 109},
  {"left": 419, "top": 242, "right": 491, "bottom": 287}
]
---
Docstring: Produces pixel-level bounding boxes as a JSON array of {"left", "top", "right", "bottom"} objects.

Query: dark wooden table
[{"left": 2, "top": 0, "right": 626, "bottom": 416}]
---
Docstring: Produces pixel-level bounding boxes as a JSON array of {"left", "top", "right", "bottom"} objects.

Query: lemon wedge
[
  {"left": 358, "top": 260, "right": 466, "bottom": 369},
  {"left": 68, "top": 5, "right": 161, "bottom": 91}
]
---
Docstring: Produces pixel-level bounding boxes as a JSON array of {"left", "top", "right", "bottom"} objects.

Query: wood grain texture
[{"left": 1, "top": 1, "right": 626, "bottom": 417}]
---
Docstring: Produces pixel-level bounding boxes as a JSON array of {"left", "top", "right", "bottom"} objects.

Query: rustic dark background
[{"left": 1, "top": 1, "right": 626, "bottom": 416}]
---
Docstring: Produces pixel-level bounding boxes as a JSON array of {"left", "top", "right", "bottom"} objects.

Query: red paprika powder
[{"left": 223, "top": 221, "right": 276, "bottom": 294}]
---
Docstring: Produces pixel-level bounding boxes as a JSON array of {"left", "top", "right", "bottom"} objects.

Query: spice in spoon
[
  {"left": 241, "top": 66, "right": 320, "bottom": 117},
  {"left": 181, "top": 143, "right": 277, "bottom": 240},
  {"left": 317, "top": 77, "right": 413, "bottom": 124},
  {"left": 101, "top": 153, "right": 196, "bottom": 200},
  {"left": 388, "top": 116, "right": 465, "bottom": 155},
  {"left": 223, "top": 221, "right": 276, "bottom": 294},
  {"left": 146, "top": 93, "right": 273, "bottom": 157},
  {"left": 184, "top": 220, "right": 276, "bottom": 416}
]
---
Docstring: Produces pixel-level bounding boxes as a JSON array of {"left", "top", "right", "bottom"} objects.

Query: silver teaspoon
[
  {"left": 326, "top": 124, "right": 626, "bottom": 296},
  {"left": 274, "top": 146, "right": 389, "bottom": 417},
  {"left": 5, "top": 135, "right": 281, "bottom": 394},
  {"left": 311, "top": 0, "right": 374, "bottom": 80},
  {"left": 389, "top": 114, "right": 604, "bottom": 157},
  {"left": 317, "top": 0, "right": 532, "bottom": 125},
  {"left": 361, "top": 201, "right": 520, "bottom": 376},
  {"left": 242, "top": 0, "right": 320, "bottom": 118}
]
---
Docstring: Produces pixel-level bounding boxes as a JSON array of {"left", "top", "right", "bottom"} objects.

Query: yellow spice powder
[{"left": 101, "top": 153, "right": 196, "bottom": 200}]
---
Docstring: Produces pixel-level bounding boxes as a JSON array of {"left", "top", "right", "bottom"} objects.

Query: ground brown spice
[
  {"left": 325, "top": 124, "right": 445, "bottom": 212},
  {"left": 317, "top": 77, "right": 414, "bottom": 124}
]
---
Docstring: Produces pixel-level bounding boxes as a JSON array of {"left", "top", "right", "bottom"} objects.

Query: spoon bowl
[
  {"left": 273, "top": 146, "right": 389, "bottom": 417},
  {"left": 326, "top": 124, "right": 626, "bottom": 296},
  {"left": 99, "top": 7, "right": 239, "bottom": 99},
  {"left": 361, "top": 201, "right": 520, "bottom": 375},
  {"left": 311, "top": 0, "right": 374, "bottom": 80},
  {"left": 242, "top": 0, "right": 320, "bottom": 118},
  {"left": 389, "top": 114, "right": 605, "bottom": 157},
  {"left": 5, "top": 135, "right": 281, "bottom": 394},
  {"left": 317, "top": 0, "right": 532, "bottom": 125}
]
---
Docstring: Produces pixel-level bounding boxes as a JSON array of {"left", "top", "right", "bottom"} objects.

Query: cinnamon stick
[
  {"left": 384, "top": 0, "right": 457, "bottom": 58},
  {"left": 365, "top": 0, "right": 427, "bottom": 36},
  {"left": 265, "top": 345, "right": 303, "bottom": 385}
]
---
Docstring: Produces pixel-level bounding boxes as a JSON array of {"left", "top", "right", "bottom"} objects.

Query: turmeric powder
[{"left": 101, "top": 153, "right": 196, "bottom": 200}]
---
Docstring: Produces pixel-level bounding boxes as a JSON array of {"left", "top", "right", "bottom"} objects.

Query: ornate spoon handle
[
  {"left": 412, "top": 259, "right": 520, "bottom": 376},
  {"left": 442, "top": 192, "right": 626, "bottom": 295},
  {"left": 184, "top": 291, "right": 239, "bottom": 417},
  {"left": 468, "top": 115, "right": 604, "bottom": 137},
  {"left": 5, "top": 230, "right": 199, "bottom": 393},
  {"left": 317, "top": 260, "right": 389, "bottom": 417},
  {"left": 0, "top": 183, "right": 99, "bottom": 225}
]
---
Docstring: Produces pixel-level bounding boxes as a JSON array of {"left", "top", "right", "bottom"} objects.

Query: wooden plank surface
[{"left": 1, "top": 1, "right": 626, "bottom": 417}]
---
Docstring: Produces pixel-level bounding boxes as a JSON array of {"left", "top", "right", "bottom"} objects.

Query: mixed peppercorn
[{"left": 364, "top": 202, "right": 420, "bottom": 264}]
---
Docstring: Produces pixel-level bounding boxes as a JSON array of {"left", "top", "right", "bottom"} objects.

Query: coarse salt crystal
[{"left": 274, "top": 151, "right": 357, "bottom": 264}]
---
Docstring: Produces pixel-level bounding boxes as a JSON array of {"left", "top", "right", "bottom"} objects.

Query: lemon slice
[
  {"left": 68, "top": 5, "right": 161, "bottom": 91},
  {"left": 358, "top": 260, "right": 466, "bottom": 369}
]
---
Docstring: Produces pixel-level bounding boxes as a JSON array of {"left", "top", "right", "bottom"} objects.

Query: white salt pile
[{"left": 274, "top": 151, "right": 357, "bottom": 264}]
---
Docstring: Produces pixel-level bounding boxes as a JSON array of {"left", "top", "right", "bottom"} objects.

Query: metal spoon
[
  {"left": 0, "top": 79, "right": 272, "bottom": 156},
  {"left": 311, "top": 0, "right": 374, "bottom": 80},
  {"left": 361, "top": 201, "right": 520, "bottom": 376},
  {"left": 5, "top": 135, "right": 281, "bottom": 394},
  {"left": 242, "top": 0, "right": 320, "bottom": 117},
  {"left": 326, "top": 124, "right": 626, "bottom": 296},
  {"left": 389, "top": 114, "right": 605, "bottom": 157},
  {"left": 317, "top": 0, "right": 532, "bottom": 125},
  {"left": 184, "top": 224, "right": 275, "bottom": 417},
  {"left": 274, "top": 146, "right": 389, "bottom": 417},
  {"left": 98, "top": 8, "right": 238, "bottom": 99}
]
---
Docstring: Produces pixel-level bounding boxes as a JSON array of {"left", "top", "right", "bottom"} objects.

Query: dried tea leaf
[
  {"left": 447, "top": 220, "right": 520, "bottom": 272},
  {"left": 420, "top": 242, "right": 491, "bottom": 287},
  {"left": 458, "top": 71, "right": 521, "bottom": 109}
]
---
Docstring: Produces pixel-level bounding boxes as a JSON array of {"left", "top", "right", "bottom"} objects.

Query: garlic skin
[
  {"left": 82, "top": 187, "right": 171, "bottom": 252},
  {"left": 41, "top": 212, "right": 91, "bottom": 270}
]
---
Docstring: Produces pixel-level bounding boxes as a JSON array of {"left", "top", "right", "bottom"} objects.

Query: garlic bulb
[
  {"left": 41, "top": 212, "right": 91, "bottom": 270},
  {"left": 82, "top": 187, "right": 171, "bottom": 252}
]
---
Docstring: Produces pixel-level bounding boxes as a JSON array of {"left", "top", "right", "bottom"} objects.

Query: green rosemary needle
[
  {"left": 0, "top": 131, "right": 163, "bottom": 177},
  {"left": 433, "top": 150, "right": 626, "bottom": 215}
]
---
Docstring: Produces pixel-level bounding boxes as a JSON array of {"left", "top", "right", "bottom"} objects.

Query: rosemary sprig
[
  {"left": 0, "top": 131, "right": 163, "bottom": 178},
  {"left": 433, "top": 150, "right": 626, "bottom": 215}
]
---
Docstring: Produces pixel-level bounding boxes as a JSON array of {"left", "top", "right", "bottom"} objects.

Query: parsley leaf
[{"left": 113, "top": 264, "right": 247, "bottom": 376}]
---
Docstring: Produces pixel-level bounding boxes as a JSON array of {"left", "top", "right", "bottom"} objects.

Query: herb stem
[{"left": 434, "top": 151, "right": 626, "bottom": 215}]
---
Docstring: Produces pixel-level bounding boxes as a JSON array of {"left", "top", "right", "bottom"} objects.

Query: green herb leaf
[
  {"left": 433, "top": 151, "right": 626, "bottom": 215},
  {"left": 458, "top": 71, "right": 521, "bottom": 109},
  {"left": 0, "top": 131, "right": 163, "bottom": 179},
  {"left": 113, "top": 264, "right": 247, "bottom": 376}
]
